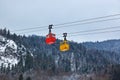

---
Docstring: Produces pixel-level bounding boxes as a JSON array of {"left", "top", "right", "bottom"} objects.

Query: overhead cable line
[
  {"left": 54, "top": 13, "right": 120, "bottom": 26},
  {"left": 54, "top": 17, "right": 120, "bottom": 29},
  {"left": 58, "top": 25, "right": 120, "bottom": 35},
  {"left": 67, "top": 29, "right": 120, "bottom": 37},
  {"left": 17, "top": 17, "right": 120, "bottom": 34},
  {"left": 12, "top": 25, "right": 47, "bottom": 32},
  {"left": 18, "top": 25, "right": 120, "bottom": 38},
  {"left": 12, "top": 13, "right": 120, "bottom": 32},
  {"left": 57, "top": 29, "right": 120, "bottom": 38}
]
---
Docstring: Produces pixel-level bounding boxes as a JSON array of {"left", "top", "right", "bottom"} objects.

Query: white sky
[{"left": 0, "top": 0, "right": 120, "bottom": 42}]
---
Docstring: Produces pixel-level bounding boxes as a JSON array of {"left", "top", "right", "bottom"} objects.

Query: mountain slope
[
  {"left": 83, "top": 40, "right": 120, "bottom": 64},
  {"left": 17, "top": 35, "right": 114, "bottom": 73},
  {"left": 0, "top": 28, "right": 120, "bottom": 74},
  {"left": 1, "top": 28, "right": 120, "bottom": 80},
  {"left": 0, "top": 35, "right": 19, "bottom": 68},
  {"left": 83, "top": 39, "right": 120, "bottom": 53},
  {"left": 0, "top": 35, "right": 30, "bottom": 69}
]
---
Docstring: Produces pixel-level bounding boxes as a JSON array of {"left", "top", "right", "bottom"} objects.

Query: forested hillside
[
  {"left": 83, "top": 40, "right": 120, "bottom": 53},
  {"left": 0, "top": 28, "right": 120, "bottom": 80}
]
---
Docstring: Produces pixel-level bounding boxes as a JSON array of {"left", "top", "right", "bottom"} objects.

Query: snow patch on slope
[
  {"left": 6, "top": 40, "right": 17, "bottom": 53},
  {"left": 0, "top": 56, "right": 18, "bottom": 68},
  {"left": 0, "top": 35, "right": 17, "bottom": 53},
  {"left": 0, "top": 35, "right": 18, "bottom": 68}
]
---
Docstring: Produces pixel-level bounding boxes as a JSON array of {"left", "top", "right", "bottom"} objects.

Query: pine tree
[
  {"left": 6, "top": 63, "right": 11, "bottom": 73},
  {"left": 7, "top": 30, "right": 10, "bottom": 38},
  {"left": 0, "top": 63, "right": 4, "bottom": 73},
  {"left": 0, "top": 29, "right": 2, "bottom": 34},
  {"left": 18, "top": 54, "right": 25, "bottom": 72},
  {"left": 112, "top": 65, "right": 120, "bottom": 80},
  {"left": 26, "top": 76, "right": 31, "bottom": 80},
  {"left": 19, "top": 74, "right": 23, "bottom": 80},
  {"left": 25, "top": 51, "right": 33, "bottom": 71},
  {"left": 0, "top": 28, "right": 7, "bottom": 36},
  {"left": 13, "top": 33, "right": 17, "bottom": 41},
  {"left": 64, "top": 59, "right": 71, "bottom": 72}
]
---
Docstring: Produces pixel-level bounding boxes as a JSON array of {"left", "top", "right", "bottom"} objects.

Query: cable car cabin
[
  {"left": 60, "top": 40, "right": 69, "bottom": 51},
  {"left": 46, "top": 33, "right": 56, "bottom": 45}
]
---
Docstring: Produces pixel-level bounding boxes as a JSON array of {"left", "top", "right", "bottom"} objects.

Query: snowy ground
[{"left": 0, "top": 35, "right": 18, "bottom": 68}]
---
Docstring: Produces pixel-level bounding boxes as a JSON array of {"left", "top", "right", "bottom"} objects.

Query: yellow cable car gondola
[{"left": 60, "top": 33, "right": 70, "bottom": 51}]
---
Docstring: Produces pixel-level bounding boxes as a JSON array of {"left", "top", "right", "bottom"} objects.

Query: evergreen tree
[
  {"left": 18, "top": 54, "right": 25, "bottom": 72},
  {"left": 19, "top": 74, "right": 23, "bottom": 80},
  {"left": 3, "top": 28, "right": 7, "bottom": 36},
  {"left": 25, "top": 51, "right": 33, "bottom": 71},
  {"left": 112, "top": 65, "right": 120, "bottom": 80},
  {"left": 26, "top": 76, "right": 31, "bottom": 80},
  {"left": 6, "top": 63, "right": 11, "bottom": 73},
  {"left": 0, "top": 63, "right": 4, "bottom": 73},
  {"left": 0, "top": 29, "right": 2, "bottom": 34},
  {"left": 13, "top": 33, "right": 17, "bottom": 41},
  {"left": 7, "top": 30, "right": 10, "bottom": 38},
  {"left": 65, "top": 59, "right": 71, "bottom": 72}
]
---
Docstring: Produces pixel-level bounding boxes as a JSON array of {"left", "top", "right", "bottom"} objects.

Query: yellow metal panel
[{"left": 60, "top": 40, "right": 69, "bottom": 51}]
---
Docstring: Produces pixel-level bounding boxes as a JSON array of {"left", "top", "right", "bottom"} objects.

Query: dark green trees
[
  {"left": 19, "top": 74, "right": 23, "bottom": 80},
  {"left": 26, "top": 76, "right": 32, "bottom": 80},
  {"left": 25, "top": 51, "right": 34, "bottom": 71}
]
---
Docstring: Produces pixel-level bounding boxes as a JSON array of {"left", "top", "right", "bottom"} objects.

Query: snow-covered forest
[{"left": 0, "top": 28, "right": 120, "bottom": 80}]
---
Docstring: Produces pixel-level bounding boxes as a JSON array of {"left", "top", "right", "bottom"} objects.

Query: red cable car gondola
[{"left": 45, "top": 25, "right": 56, "bottom": 45}]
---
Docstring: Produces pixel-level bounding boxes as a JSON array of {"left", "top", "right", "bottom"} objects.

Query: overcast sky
[{"left": 0, "top": 0, "right": 120, "bottom": 42}]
